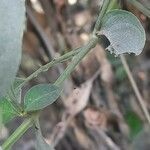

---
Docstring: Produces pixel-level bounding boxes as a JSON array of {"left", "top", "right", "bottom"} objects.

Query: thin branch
[
  {"left": 55, "top": 0, "right": 110, "bottom": 86},
  {"left": 120, "top": 55, "right": 150, "bottom": 125},
  {"left": 2, "top": 118, "right": 33, "bottom": 150},
  {"left": 93, "top": 0, "right": 110, "bottom": 34},
  {"left": 18, "top": 48, "right": 81, "bottom": 88}
]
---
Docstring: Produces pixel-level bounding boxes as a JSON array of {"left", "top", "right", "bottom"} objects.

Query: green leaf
[
  {"left": 0, "top": 0, "right": 25, "bottom": 98},
  {"left": 0, "top": 97, "right": 20, "bottom": 124},
  {"left": 99, "top": 9, "right": 146, "bottom": 56},
  {"left": 24, "top": 84, "right": 62, "bottom": 112},
  {"left": 36, "top": 131, "right": 55, "bottom": 150},
  {"left": 124, "top": 111, "right": 143, "bottom": 139}
]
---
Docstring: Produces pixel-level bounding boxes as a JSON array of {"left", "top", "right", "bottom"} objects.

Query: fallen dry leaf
[
  {"left": 63, "top": 80, "right": 93, "bottom": 115},
  {"left": 63, "top": 70, "right": 100, "bottom": 116}
]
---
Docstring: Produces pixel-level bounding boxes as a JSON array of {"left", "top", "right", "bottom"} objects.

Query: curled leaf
[{"left": 99, "top": 9, "right": 146, "bottom": 56}]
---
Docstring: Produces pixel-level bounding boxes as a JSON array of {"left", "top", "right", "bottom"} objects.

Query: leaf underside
[
  {"left": 0, "top": 0, "right": 25, "bottom": 98},
  {"left": 100, "top": 9, "right": 146, "bottom": 56}
]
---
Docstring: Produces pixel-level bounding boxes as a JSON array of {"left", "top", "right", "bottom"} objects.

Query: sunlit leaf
[
  {"left": 99, "top": 9, "right": 146, "bottom": 56},
  {"left": 24, "top": 84, "right": 62, "bottom": 112},
  {"left": 0, "top": 0, "right": 25, "bottom": 98}
]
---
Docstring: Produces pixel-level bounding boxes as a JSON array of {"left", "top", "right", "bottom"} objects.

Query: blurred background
[{"left": 0, "top": 0, "right": 150, "bottom": 149}]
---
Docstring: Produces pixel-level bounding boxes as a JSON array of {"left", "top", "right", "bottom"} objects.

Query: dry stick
[
  {"left": 120, "top": 55, "right": 150, "bottom": 125},
  {"left": 96, "top": 128, "right": 120, "bottom": 150}
]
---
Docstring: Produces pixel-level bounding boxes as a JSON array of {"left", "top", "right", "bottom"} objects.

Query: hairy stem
[
  {"left": 120, "top": 55, "right": 150, "bottom": 125},
  {"left": 2, "top": 118, "right": 33, "bottom": 150}
]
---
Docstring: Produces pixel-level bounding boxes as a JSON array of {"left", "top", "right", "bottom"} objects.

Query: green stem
[
  {"left": 127, "top": 0, "right": 150, "bottom": 18},
  {"left": 55, "top": 0, "right": 110, "bottom": 86},
  {"left": 54, "top": 37, "right": 98, "bottom": 86},
  {"left": 2, "top": 118, "right": 33, "bottom": 150},
  {"left": 19, "top": 48, "right": 81, "bottom": 88},
  {"left": 93, "top": 0, "right": 110, "bottom": 34},
  {"left": 106, "top": 0, "right": 120, "bottom": 12}
]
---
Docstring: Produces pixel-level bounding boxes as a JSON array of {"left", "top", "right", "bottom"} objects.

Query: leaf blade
[{"left": 24, "top": 84, "right": 62, "bottom": 111}]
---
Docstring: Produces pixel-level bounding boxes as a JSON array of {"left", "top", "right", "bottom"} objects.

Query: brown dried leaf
[{"left": 63, "top": 80, "right": 93, "bottom": 115}]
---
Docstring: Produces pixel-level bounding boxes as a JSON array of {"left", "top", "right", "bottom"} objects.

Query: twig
[
  {"left": 97, "top": 129, "right": 120, "bottom": 150},
  {"left": 55, "top": 0, "right": 110, "bottom": 86},
  {"left": 18, "top": 48, "right": 81, "bottom": 88},
  {"left": 120, "top": 55, "right": 150, "bottom": 125}
]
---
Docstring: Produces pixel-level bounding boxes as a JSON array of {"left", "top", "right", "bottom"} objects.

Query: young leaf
[
  {"left": 36, "top": 131, "right": 55, "bottom": 150},
  {"left": 99, "top": 9, "right": 146, "bottom": 56},
  {"left": 24, "top": 84, "right": 62, "bottom": 112},
  {"left": 0, "top": 0, "right": 25, "bottom": 98},
  {"left": 0, "top": 97, "right": 20, "bottom": 124}
]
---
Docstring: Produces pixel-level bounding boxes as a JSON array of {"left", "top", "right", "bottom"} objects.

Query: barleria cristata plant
[{"left": 0, "top": 0, "right": 149, "bottom": 149}]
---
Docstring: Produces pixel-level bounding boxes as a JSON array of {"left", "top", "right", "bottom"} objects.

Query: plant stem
[
  {"left": 127, "top": 0, "right": 150, "bottom": 18},
  {"left": 2, "top": 118, "right": 33, "bottom": 150},
  {"left": 93, "top": 0, "right": 110, "bottom": 34},
  {"left": 55, "top": 0, "right": 110, "bottom": 86},
  {"left": 2, "top": 0, "right": 110, "bottom": 149},
  {"left": 120, "top": 55, "right": 150, "bottom": 125},
  {"left": 54, "top": 37, "right": 98, "bottom": 86},
  {"left": 19, "top": 48, "right": 80, "bottom": 88}
]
